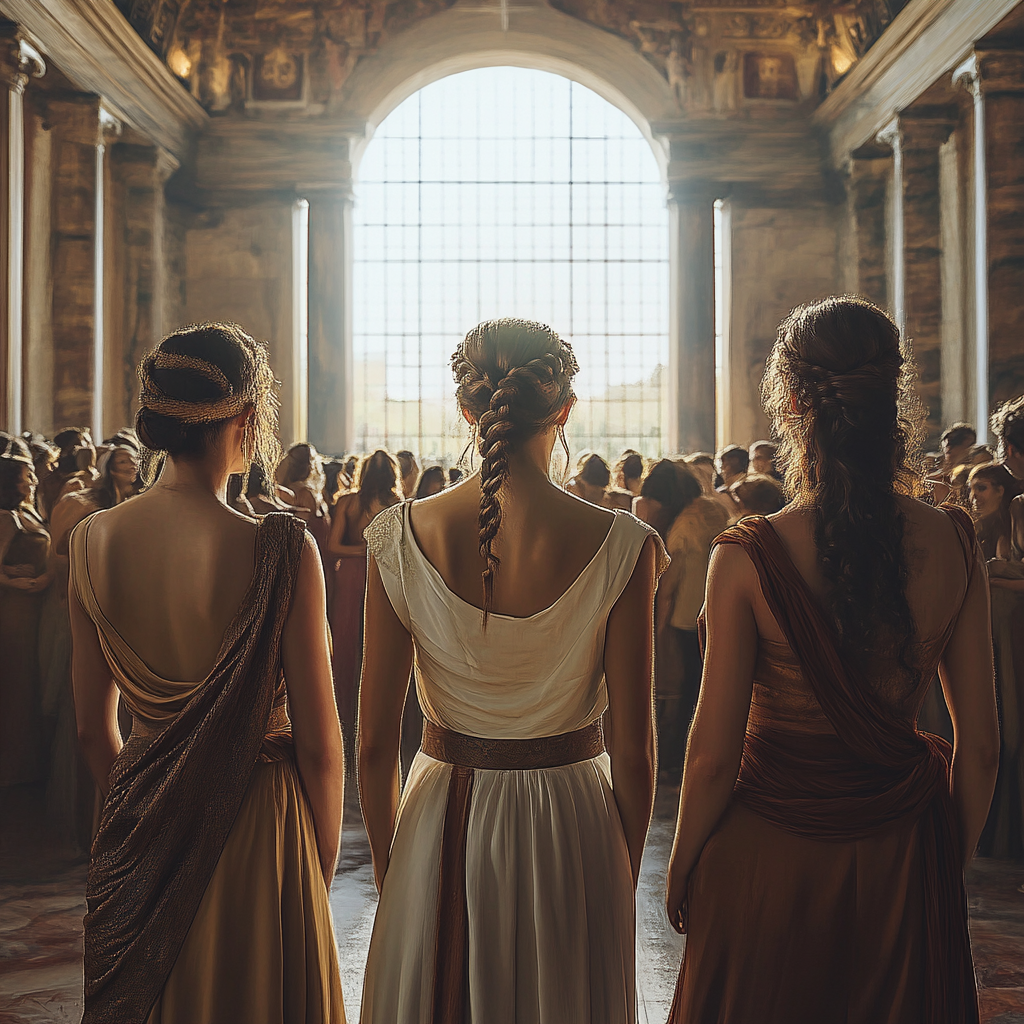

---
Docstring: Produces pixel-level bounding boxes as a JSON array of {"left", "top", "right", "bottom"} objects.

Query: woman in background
[
  {"left": 70, "top": 322, "right": 344, "bottom": 1024},
  {"left": 666, "top": 296, "right": 998, "bottom": 1024},
  {"left": 613, "top": 450, "right": 644, "bottom": 495},
  {"left": 634, "top": 458, "right": 687, "bottom": 541},
  {"left": 567, "top": 451, "right": 612, "bottom": 506},
  {"left": 968, "top": 462, "right": 1020, "bottom": 559},
  {"left": 413, "top": 465, "right": 446, "bottom": 500},
  {"left": 327, "top": 449, "right": 402, "bottom": 750},
  {"left": 0, "top": 438, "right": 52, "bottom": 786}
]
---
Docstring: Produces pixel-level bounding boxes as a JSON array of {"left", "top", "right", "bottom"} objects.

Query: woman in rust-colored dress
[
  {"left": 666, "top": 296, "right": 999, "bottom": 1024},
  {"left": 326, "top": 449, "right": 401, "bottom": 751}
]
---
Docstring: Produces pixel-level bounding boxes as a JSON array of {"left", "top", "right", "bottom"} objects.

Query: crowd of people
[
  {"left": 2, "top": 392, "right": 1024, "bottom": 856},
  {"left": 0, "top": 306, "right": 1009, "bottom": 1023}
]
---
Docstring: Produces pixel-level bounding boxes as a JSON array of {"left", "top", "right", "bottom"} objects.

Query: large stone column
[
  {"left": 899, "top": 106, "right": 956, "bottom": 441},
  {"left": 108, "top": 139, "right": 174, "bottom": 432},
  {"left": 307, "top": 188, "right": 353, "bottom": 456},
  {"left": 876, "top": 119, "right": 905, "bottom": 334},
  {"left": 843, "top": 144, "right": 892, "bottom": 309},
  {"left": 48, "top": 93, "right": 104, "bottom": 437},
  {"left": 667, "top": 183, "right": 715, "bottom": 454},
  {"left": 976, "top": 49, "right": 1024, "bottom": 414},
  {"left": 0, "top": 24, "right": 42, "bottom": 434}
]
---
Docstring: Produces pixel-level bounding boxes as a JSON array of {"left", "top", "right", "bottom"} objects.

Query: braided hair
[
  {"left": 762, "top": 295, "right": 925, "bottom": 677},
  {"left": 451, "top": 318, "right": 578, "bottom": 623}
]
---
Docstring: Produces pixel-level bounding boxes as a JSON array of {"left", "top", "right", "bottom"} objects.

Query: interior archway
[{"left": 352, "top": 66, "right": 669, "bottom": 464}]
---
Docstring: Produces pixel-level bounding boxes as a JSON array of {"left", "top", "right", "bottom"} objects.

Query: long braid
[{"left": 452, "top": 319, "right": 578, "bottom": 625}]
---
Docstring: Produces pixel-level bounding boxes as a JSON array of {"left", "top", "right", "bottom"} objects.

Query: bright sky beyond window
[{"left": 353, "top": 66, "right": 669, "bottom": 466}]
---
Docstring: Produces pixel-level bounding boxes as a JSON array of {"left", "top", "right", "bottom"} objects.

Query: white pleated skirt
[{"left": 360, "top": 750, "right": 636, "bottom": 1024}]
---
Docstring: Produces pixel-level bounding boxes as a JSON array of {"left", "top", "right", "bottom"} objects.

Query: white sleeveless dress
[{"left": 360, "top": 502, "right": 667, "bottom": 1024}]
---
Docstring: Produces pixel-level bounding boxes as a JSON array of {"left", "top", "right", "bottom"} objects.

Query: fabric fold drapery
[
  {"left": 671, "top": 506, "right": 978, "bottom": 1024},
  {"left": 76, "top": 512, "right": 307, "bottom": 1024},
  {"left": 422, "top": 719, "right": 606, "bottom": 1024}
]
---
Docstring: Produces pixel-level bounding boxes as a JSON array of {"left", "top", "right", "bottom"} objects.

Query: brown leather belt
[
  {"left": 423, "top": 718, "right": 604, "bottom": 1024},
  {"left": 421, "top": 718, "right": 605, "bottom": 771}
]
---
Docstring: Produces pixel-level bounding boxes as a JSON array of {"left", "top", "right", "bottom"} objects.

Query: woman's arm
[
  {"left": 327, "top": 495, "right": 368, "bottom": 558},
  {"left": 665, "top": 542, "right": 757, "bottom": 933},
  {"left": 938, "top": 541, "right": 1000, "bottom": 865},
  {"left": 282, "top": 535, "right": 346, "bottom": 886},
  {"left": 70, "top": 573, "right": 122, "bottom": 795},
  {"left": 358, "top": 554, "right": 414, "bottom": 892},
  {"left": 604, "top": 534, "right": 659, "bottom": 889}
]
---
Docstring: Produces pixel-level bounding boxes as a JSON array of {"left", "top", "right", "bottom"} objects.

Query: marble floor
[{"left": 1, "top": 785, "right": 1023, "bottom": 1023}]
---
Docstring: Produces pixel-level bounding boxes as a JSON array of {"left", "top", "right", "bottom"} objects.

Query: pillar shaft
[
  {"left": 845, "top": 147, "right": 892, "bottom": 310},
  {"left": 0, "top": 25, "right": 42, "bottom": 434},
  {"left": 900, "top": 107, "right": 956, "bottom": 441},
  {"left": 48, "top": 93, "right": 103, "bottom": 437},
  {"left": 308, "top": 190, "right": 353, "bottom": 456},
  {"left": 108, "top": 142, "right": 171, "bottom": 432},
  {"left": 977, "top": 49, "right": 1024, "bottom": 414},
  {"left": 668, "top": 186, "right": 715, "bottom": 454}
]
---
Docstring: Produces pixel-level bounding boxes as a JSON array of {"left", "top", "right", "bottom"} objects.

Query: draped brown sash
[
  {"left": 685, "top": 507, "right": 978, "bottom": 1024},
  {"left": 80, "top": 512, "right": 307, "bottom": 1024},
  {"left": 421, "top": 719, "right": 606, "bottom": 1024}
]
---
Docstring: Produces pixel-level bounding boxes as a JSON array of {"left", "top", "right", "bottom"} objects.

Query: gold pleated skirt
[{"left": 147, "top": 759, "right": 345, "bottom": 1024}]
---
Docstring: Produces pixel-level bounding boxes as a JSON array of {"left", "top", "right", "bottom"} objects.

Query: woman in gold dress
[{"left": 70, "top": 322, "right": 346, "bottom": 1024}]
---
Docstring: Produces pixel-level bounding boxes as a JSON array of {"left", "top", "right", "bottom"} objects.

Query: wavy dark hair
[
  {"left": 356, "top": 449, "right": 401, "bottom": 513},
  {"left": 452, "top": 317, "right": 578, "bottom": 623},
  {"left": 763, "top": 295, "right": 925, "bottom": 674}
]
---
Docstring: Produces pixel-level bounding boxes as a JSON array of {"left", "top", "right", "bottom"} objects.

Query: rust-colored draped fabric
[
  {"left": 80, "top": 513, "right": 309, "bottom": 1023},
  {"left": 669, "top": 507, "right": 979, "bottom": 1024}
]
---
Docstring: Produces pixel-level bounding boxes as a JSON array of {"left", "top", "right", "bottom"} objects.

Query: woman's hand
[{"left": 666, "top": 866, "right": 689, "bottom": 934}]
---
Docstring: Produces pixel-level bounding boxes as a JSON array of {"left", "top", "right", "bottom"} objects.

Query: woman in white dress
[{"left": 358, "top": 318, "right": 667, "bottom": 1024}]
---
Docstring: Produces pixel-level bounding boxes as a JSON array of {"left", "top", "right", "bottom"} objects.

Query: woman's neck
[{"left": 155, "top": 456, "right": 232, "bottom": 501}]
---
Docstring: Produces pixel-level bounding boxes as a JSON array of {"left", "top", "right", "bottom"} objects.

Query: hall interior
[{"left": 2, "top": 1, "right": 1024, "bottom": 1021}]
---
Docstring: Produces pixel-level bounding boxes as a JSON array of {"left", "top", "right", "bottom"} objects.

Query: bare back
[
  {"left": 754, "top": 496, "right": 970, "bottom": 649},
  {"left": 408, "top": 471, "right": 614, "bottom": 618},
  {"left": 82, "top": 489, "right": 258, "bottom": 682}
]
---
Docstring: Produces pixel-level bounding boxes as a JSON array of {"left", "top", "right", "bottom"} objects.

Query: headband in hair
[
  {"left": 0, "top": 436, "right": 32, "bottom": 465},
  {"left": 138, "top": 349, "right": 266, "bottom": 425}
]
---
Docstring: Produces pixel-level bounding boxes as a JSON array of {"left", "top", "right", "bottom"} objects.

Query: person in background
[
  {"left": 657, "top": 462, "right": 728, "bottom": 783},
  {"left": 728, "top": 473, "right": 786, "bottom": 520},
  {"left": 567, "top": 451, "right": 612, "bottom": 506},
  {"left": 38, "top": 428, "right": 93, "bottom": 520},
  {"left": 414, "top": 464, "right": 446, "bottom": 499},
  {"left": 613, "top": 449, "right": 644, "bottom": 495},
  {"left": 328, "top": 449, "right": 403, "bottom": 751},
  {"left": 992, "top": 395, "right": 1024, "bottom": 563},
  {"left": 929, "top": 422, "right": 977, "bottom": 503},
  {"left": 234, "top": 463, "right": 305, "bottom": 518},
  {"left": 276, "top": 441, "right": 332, "bottom": 564},
  {"left": 396, "top": 450, "right": 419, "bottom": 500},
  {"left": 635, "top": 458, "right": 688, "bottom": 541},
  {"left": 323, "top": 458, "right": 349, "bottom": 517},
  {"left": 29, "top": 440, "right": 57, "bottom": 513},
  {"left": 684, "top": 453, "right": 717, "bottom": 497},
  {"left": 0, "top": 437, "right": 52, "bottom": 787},
  {"left": 716, "top": 444, "right": 748, "bottom": 492},
  {"left": 748, "top": 440, "right": 782, "bottom": 482},
  {"left": 968, "top": 463, "right": 1020, "bottom": 559},
  {"left": 45, "top": 444, "right": 140, "bottom": 851}
]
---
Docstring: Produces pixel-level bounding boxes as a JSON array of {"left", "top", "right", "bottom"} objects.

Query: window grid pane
[{"left": 353, "top": 67, "right": 669, "bottom": 464}]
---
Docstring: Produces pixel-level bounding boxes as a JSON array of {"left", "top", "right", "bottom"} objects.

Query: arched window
[{"left": 353, "top": 67, "right": 668, "bottom": 464}]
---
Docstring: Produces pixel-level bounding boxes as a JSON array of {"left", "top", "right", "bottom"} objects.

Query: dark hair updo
[
  {"left": 452, "top": 317, "right": 578, "bottom": 621},
  {"left": 135, "top": 322, "right": 279, "bottom": 485},
  {"left": 763, "top": 295, "right": 924, "bottom": 673}
]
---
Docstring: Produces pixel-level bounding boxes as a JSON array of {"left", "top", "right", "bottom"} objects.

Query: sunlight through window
[{"left": 353, "top": 67, "right": 669, "bottom": 465}]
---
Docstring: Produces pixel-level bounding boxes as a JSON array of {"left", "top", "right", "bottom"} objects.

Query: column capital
[
  {"left": 956, "top": 49, "right": 1024, "bottom": 97},
  {"left": 46, "top": 93, "right": 103, "bottom": 146},
  {"left": 303, "top": 183, "right": 355, "bottom": 205},
  {"left": 875, "top": 116, "right": 901, "bottom": 153},
  {"left": 666, "top": 180, "right": 718, "bottom": 207},
  {"left": 0, "top": 22, "right": 44, "bottom": 95},
  {"left": 898, "top": 105, "right": 957, "bottom": 151}
]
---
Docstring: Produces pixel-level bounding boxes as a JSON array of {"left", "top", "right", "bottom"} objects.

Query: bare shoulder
[
  {"left": 707, "top": 539, "right": 758, "bottom": 591},
  {"left": 898, "top": 495, "right": 961, "bottom": 549}
]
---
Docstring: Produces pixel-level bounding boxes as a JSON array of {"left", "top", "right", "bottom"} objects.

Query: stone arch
[{"left": 337, "top": 4, "right": 682, "bottom": 182}]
